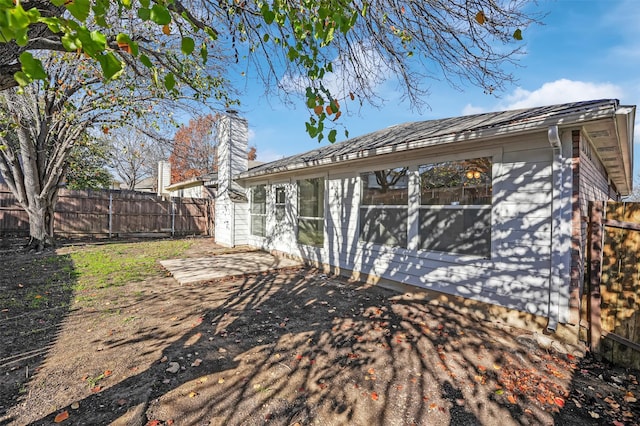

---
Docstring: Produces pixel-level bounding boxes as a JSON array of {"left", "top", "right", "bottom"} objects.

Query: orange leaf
[
  {"left": 162, "top": 24, "right": 171, "bottom": 35},
  {"left": 507, "top": 395, "right": 516, "bottom": 404},
  {"left": 349, "top": 92, "right": 355, "bottom": 100},
  {"left": 91, "top": 385, "right": 102, "bottom": 393},
  {"left": 104, "top": 370, "right": 112, "bottom": 377},
  {"left": 313, "top": 105, "right": 323, "bottom": 115},
  {"left": 371, "top": 392, "right": 378, "bottom": 401},
  {"left": 54, "top": 411, "right": 69, "bottom": 423},
  {"left": 475, "top": 11, "right": 486, "bottom": 25},
  {"left": 429, "top": 402, "right": 437, "bottom": 410},
  {"left": 368, "top": 368, "right": 375, "bottom": 375},
  {"left": 325, "top": 105, "right": 333, "bottom": 115},
  {"left": 554, "top": 397, "right": 565, "bottom": 408},
  {"left": 146, "top": 421, "right": 161, "bottom": 426}
]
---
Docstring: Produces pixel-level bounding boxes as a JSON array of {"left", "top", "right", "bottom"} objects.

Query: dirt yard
[{"left": 1, "top": 237, "right": 639, "bottom": 425}]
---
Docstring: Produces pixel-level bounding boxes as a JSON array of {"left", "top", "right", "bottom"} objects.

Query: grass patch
[{"left": 69, "top": 239, "right": 192, "bottom": 291}]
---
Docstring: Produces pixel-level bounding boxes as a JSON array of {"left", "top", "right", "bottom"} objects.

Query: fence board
[
  {"left": 593, "top": 201, "right": 640, "bottom": 369},
  {"left": 0, "top": 185, "right": 214, "bottom": 237}
]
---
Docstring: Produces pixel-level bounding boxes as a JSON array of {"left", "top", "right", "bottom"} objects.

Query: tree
[
  {"left": 248, "top": 146, "right": 257, "bottom": 161},
  {"left": 0, "top": 1, "right": 540, "bottom": 141},
  {"left": 0, "top": 53, "right": 171, "bottom": 249},
  {"left": 169, "top": 114, "right": 219, "bottom": 183},
  {"left": 107, "top": 128, "right": 166, "bottom": 190},
  {"left": 65, "top": 135, "right": 113, "bottom": 190}
]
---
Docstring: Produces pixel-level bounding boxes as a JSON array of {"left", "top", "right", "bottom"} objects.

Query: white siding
[{"left": 244, "top": 132, "right": 571, "bottom": 319}]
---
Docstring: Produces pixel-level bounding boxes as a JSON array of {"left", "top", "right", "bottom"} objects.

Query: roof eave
[{"left": 238, "top": 103, "right": 619, "bottom": 181}]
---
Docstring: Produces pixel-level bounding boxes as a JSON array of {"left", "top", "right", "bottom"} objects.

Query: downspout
[{"left": 547, "top": 125, "right": 563, "bottom": 332}]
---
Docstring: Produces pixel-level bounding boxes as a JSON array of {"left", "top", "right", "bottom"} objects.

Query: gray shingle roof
[{"left": 240, "top": 99, "right": 620, "bottom": 179}]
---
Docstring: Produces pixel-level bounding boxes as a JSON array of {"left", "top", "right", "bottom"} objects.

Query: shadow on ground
[
  {"left": 3, "top": 255, "right": 600, "bottom": 425},
  {"left": 0, "top": 244, "right": 78, "bottom": 423}
]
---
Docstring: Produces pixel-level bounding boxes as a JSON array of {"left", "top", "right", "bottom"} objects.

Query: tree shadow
[
  {"left": 0, "top": 248, "right": 78, "bottom": 423},
  {"left": 6, "top": 261, "right": 582, "bottom": 425}
]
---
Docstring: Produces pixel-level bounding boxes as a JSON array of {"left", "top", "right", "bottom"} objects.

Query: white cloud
[
  {"left": 502, "top": 79, "right": 624, "bottom": 110},
  {"left": 461, "top": 104, "right": 487, "bottom": 115},
  {"left": 463, "top": 79, "right": 624, "bottom": 115}
]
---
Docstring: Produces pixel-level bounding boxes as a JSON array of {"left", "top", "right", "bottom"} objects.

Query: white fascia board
[{"left": 615, "top": 106, "right": 636, "bottom": 196}]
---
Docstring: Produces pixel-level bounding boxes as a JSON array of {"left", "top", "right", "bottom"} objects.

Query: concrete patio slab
[{"left": 159, "top": 251, "right": 302, "bottom": 285}]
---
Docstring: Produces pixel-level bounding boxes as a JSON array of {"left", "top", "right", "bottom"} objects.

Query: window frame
[
  {"left": 250, "top": 184, "right": 267, "bottom": 237},
  {"left": 358, "top": 167, "right": 410, "bottom": 249},
  {"left": 274, "top": 186, "right": 286, "bottom": 222},
  {"left": 417, "top": 156, "right": 493, "bottom": 257},
  {"left": 296, "top": 177, "right": 325, "bottom": 247}
]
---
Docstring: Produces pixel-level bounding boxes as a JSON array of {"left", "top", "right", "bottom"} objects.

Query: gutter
[{"left": 547, "top": 125, "right": 564, "bottom": 332}]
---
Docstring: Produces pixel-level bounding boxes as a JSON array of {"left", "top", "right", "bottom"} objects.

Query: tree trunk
[{"left": 25, "top": 196, "right": 55, "bottom": 251}]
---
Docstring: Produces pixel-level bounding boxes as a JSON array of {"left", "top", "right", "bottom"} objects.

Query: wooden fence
[
  {"left": 587, "top": 201, "right": 640, "bottom": 368},
  {"left": 0, "top": 185, "right": 214, "bottom": 238}
]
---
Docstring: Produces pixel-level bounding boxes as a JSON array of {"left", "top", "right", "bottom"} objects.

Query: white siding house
[{"left": 215, "top": 100, "right": 635, "bottom": 338}]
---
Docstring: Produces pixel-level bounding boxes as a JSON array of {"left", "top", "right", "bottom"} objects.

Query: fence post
[
  {"left": 108, "top": 192, "right": 113, "bottom": 238},
  {"left": 588, "top": 200, "right": 604, "bottom": 356},
  {"left": 171, "top": 199, "right": 176, "bottom": 237}
]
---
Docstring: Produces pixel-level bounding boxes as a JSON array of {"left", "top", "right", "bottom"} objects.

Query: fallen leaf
[
  {"left": 188, "top": 391, "right": 198, "bottom": 398},
  {"left": 70, "top": 402, "right": 80, "bottom": 410},
  {"left": 368, "top": 368, "right": 375, "bottom": 375},
  {"left": 589, "top": 411, "right": 600, "bottom": 419},
  {"left": 507, "top": 395, "right": 516, "bottom": 404},
  {"left": 146, "top": 421, "right": 162, "bottom": 426},
  {"left": 218, "top": 377, "right": 225, "bottom": 384},
  {"left": 104, "top": 370, "right": 112, "bottom": 377},
  {"left": 624, "top": 392, "right": 637, "bottom": 403},
  {"left": 371, "top": 392, "right": 378, "bottom": 401},
  {"left": 91, "top": 386, "right": 102, "bottom": 393},
  {"left": 554, "top": 397, "right": 565, "bottom": 408},
  {"left": 429, "top": 402, "right": 437, "bottom": 410},
  {"left": 54, "top": 411, "right": 69, "bottom": 423}
]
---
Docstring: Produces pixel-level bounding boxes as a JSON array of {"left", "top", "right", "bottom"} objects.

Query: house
[
  {"left": 158, "top": 161, "right": 262, "bottom": 199},
  {"left": 213, "top": 100, "right": 635, "bottom": 341}
]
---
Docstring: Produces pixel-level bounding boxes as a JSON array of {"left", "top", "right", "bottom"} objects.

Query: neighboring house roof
[
  {"left": 166, "top": 160, "right": 265, "bottom": 191},
  {"left": 239, "top": 99, "right": 635, "bottom": 195},
  {"left": 165, "top": 172, "right": 217, "bottom": 191}
]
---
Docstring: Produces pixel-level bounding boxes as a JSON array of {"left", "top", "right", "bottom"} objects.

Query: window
[
  {"left": 359, "top": 167, "right": 408, "bottom": 248},
  {"left": 418, "top": 157, "right": 492, "bottom": 256},
  {"left": 275, "top": 187, "right": 286, "bottom": 221},
  {"left": 297, "top": 178, "right": 324, "bottom": 246},
  {"left": 250, "top": 185, "right": 266, "bottom": 237}
]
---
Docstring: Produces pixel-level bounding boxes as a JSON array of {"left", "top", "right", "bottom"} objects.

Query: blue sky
[{"left": 232, "top": 0, "right": 640, "bottom": 176}]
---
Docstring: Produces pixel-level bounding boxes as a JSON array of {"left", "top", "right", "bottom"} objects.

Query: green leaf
[
  {"left": 200, "top": 44, "right": 208, "bottom": 63},
  {"left": 137, "top": 7, "right": 150, "bottom": 21},
  {"left": 164, "top": 72, "right": 176, "bottom": 91},
  {"left": 121, "top": 0, "right": 132, "bottom": 8},
  {"left": 140, "top": 54, "right": 153, "bottom": 68},
  {"left": 61, "top": 33, "right": 81, "bottom": 51},
  {"left": 263, "top": 33, "right": 270, "bottom": 43},
  {"left": 328, "top": 129, "right": 337, "bottom": 143},
  {"left": 38, "top": 17, "right": 62, "bottom": 33},
  {"left": 139, "top": 0, "right": 150, "bottom": 7},
  {"left": 66, "top": 0, "right": 91, "bottom": 21},
  {"left": 90, "top": 30, "right": 107, "bottom": 50},
  {"left": 97, "top": 52, "right": 123, "bottom": 80},
  {"left": 13, "top": 71, "right": 30, "bottom": 87},
  {"left": 150, "top": 4, "right": 171, "bottom": 25},
  {"left": 181, "top": 37, "right": 195, "bottom": 55},
  {"left": 261, "top": 4, "right": 275, "bottom": 25},
  {"left": 19, "top": 52, "right": 47, "bottom": 80},
  {"left": 513, "top": 28, "right": 523, "bottom": 40}
]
